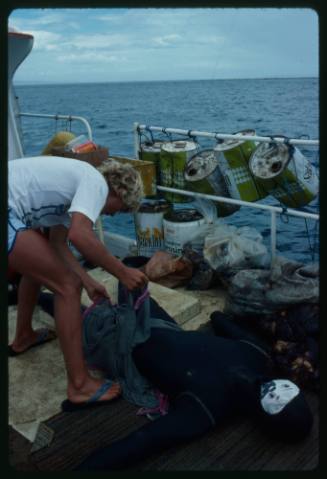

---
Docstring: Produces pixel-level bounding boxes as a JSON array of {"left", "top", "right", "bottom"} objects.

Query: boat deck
[{"left": 8, "top": 271, "right": 319, "bottom": 471}]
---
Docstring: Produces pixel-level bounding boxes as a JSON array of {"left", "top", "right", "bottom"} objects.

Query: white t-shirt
[{"left": 8, "top": 156, "right": 109, "bottom": 228}]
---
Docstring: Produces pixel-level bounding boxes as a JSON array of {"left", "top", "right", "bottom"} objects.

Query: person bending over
[
  {"left": 8, "top": 156, "right": 148, "bottom": 408},
  {"left": 75, "top": 292, "right": 313, "bottom": 471}
]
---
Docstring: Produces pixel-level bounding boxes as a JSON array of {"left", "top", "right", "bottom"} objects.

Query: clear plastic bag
[
  {"left": 203, "top": 223, "right": 270, "bottom": 272},
  {"left": 183, "top": 198, "right": 219, "bottom": 252}
]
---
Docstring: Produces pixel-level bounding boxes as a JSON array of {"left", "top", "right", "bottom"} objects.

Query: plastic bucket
[
  {"left": 184, "top": 149, "right": 240, "bottom": 217},
  {"left": 134, "top": 198, "right": 171, "bottom": 257},
  {"left": 163, "top": 209, "right": 206, "bottom": 256},
  {"left": 249, "top": 141, "right": 319, "bottom": 207},
  {"left": 214, "top": 129, "right": 267, "bottom": 202},
  {"left": 160, "top": 140, "right": 198, "bottom": 203}
]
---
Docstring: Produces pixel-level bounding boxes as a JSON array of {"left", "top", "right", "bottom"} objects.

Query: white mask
[{"left": 260, "top": 379, "right": 300, "bottom": 415}]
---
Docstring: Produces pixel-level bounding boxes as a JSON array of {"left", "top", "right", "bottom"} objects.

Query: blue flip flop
[
  {"left": 8, "top": 328, "right": 57, "bottom": 357},
  {"left": 61, "top": 380, "right": 119, "bottom": 412}
]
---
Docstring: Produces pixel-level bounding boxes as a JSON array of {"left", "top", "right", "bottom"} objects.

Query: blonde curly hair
[{"left": 97, "top": 160, "right": 144, "bottom": 211}]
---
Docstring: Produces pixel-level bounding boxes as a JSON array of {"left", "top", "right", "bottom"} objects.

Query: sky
[{"left": 8, "top": 7, "right": 319, "bottom": 84}]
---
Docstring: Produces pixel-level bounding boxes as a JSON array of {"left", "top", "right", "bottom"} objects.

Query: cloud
[
  {"left": 9, "top": 11, "right": 80, "bottom": 31},
  {"left": 57, "top": 51, "right": 126, "bottom": 64},
  {"left": 65, "top": 34, "right": 131, "bottom": 50},
  {"left": 152, "top": 34, "right": 182, "bottom": 47},
  {"left": 27, "top": 30, "right": 62, "bottom": 51},
  {"left": 9, "top": 7, "right": 318, "bottom": 83}
]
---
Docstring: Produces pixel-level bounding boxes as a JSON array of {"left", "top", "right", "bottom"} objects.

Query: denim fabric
[{"left": 82, "top": 290, "right": 181, "bottom": 409}]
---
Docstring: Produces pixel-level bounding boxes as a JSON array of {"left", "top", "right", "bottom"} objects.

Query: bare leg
[
  {"left": 9, "top": 229, "right": 120, "bottom": 404},
  {"left": 10, "top": 276, "right": 44, "bottom": 353}
]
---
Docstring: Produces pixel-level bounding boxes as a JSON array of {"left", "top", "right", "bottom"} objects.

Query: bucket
[
  {"left": 214, "top": 129, "right": 267, "bottom": 202},
  {"left": 139, "top": 141, "right": 164, "bottom": 181},
  {"left": 249, "top": 141, "right": 319, "bottom": 207},
  {"left": 184, "top": 149, "right": 240, "bottom": 217},
  {"left": 163, "top": 209, "right": 206, "bottom": 256},
  {"left": 134, "top": 198, "right": 171, "bottom": 257},
  {"left": 160, "top": 140, "right": 198, "bottom": 203}
]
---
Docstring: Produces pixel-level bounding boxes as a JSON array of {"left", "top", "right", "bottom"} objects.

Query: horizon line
[{"left": 14, "top": 75, "right": 318, "bottom": 87}]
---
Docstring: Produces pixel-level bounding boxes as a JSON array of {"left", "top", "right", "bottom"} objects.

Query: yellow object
[
  {"left": 108, "top": 156, "right": 157, "bottom": 198},
  {"left": 42, "top": 131, "right": 76, "bottom": 155}
]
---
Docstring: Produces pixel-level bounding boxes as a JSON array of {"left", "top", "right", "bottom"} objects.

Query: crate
[
  {"left": 51, "top": 146, "right": 109, "bottom": 167},
  {"left": 106, "top": 156, "right": 157, "bottom": 198}
]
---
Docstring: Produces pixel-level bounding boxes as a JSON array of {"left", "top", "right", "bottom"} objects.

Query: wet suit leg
[{"left": 75, "top": 393, "right": 213, "bottom": 471}]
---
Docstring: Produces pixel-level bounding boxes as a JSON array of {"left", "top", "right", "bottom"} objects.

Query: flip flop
[
  {"left": 61, "top": 380, "right": 120, "bottom": 412},
  {"left": 8, "top": 328, "right": 57, "bottom": 357}
]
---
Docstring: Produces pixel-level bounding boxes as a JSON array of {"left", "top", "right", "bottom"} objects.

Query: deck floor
[
  {"left": 8, "top": 278, "right": 319, "bottom": 471},
  {"left": 9, "top": 388, "right": 319, "bottom": 472}
]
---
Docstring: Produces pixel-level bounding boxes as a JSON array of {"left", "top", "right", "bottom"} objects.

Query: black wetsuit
[{"left": 76, "top": 310, "right": 273, "bottom": 471}]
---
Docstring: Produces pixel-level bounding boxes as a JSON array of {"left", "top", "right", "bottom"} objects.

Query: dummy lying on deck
[{"left": 71, "top": 281, "right": 313, "bottom": 471}]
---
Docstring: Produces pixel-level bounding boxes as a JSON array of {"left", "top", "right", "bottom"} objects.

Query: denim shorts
[{"left": 8, "top": 209, "right": 28, "bottom": 254}]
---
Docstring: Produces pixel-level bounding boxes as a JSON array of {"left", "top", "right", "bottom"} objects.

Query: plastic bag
[
  {"left": 183, "top": 198, "right": 219, "bottom": 252},
  {"left": 192, "top": 198, "right": 218, "bottom": 224},
  {"left": 144, "top": 251, "right": 193, "bottom": 288},
  {"left": 225, "top": 256, "right": 319, "bottom": 315},
  {"left": 203, "top": 223, "right": 270, "bottom": 272}
]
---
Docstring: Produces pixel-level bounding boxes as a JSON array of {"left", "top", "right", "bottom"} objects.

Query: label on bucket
[
  {"left": 214, "top": 139, "right": 267, "bottom": 202},
  {"left": 249, "top": 143, "right": 319, "bottom": 207},
  {"left": 135, "top": 210, "right": 167, "bottom": 257},
  {"left": 160, "top": 141, "right": 198, "bottom": 203}
]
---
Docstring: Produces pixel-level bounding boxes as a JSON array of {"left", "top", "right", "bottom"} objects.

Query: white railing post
[
  {"left": 270, "top": 210, "right": 277, "bottom": 265},
  {"left": 133, "top": 122, "right": 140, "bottom": 159}
]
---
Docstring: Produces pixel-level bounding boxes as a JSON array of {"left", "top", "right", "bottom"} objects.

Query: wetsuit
[{"left": 75, "top": 311, "right": 274, "bottom": 471}]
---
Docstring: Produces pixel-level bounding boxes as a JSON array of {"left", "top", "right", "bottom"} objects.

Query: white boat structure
[{"left": 8, "top": 27, "right": 319, "bottom": 471}]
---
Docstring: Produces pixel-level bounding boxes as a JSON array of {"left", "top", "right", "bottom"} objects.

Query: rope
[
  {"left": 162, "top": 127, "right": 173, "bottom": 142},
  {"left": 303, "top": 217, "right": 317, "bottom": 262},
  {"left": 137, "top": 126, "right": 156, "bottom": 159},
  {"left": 145, "top": 125, "right": 155, "bottom": 144},
  {"left": 279, "top": 205, "right": 290, "bottom": 223},
  {"left": 54, "top": 114, "right": 59, "bottom": 134}
]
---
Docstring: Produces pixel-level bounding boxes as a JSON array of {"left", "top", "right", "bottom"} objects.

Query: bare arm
[
  {"left": 68, "top": 212, "right": 148, "bottom": 291},
  {"left": 49, "top": 225, "right": 109, "bottom": 301}
]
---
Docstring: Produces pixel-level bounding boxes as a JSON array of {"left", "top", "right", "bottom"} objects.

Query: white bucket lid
[
  {"left": 214, "top": 129, "right": 255, "bottom": 152},
  {"left": 161, "top": 140, "right": 198, "bottom": 153},
  {"left": 184, "top": 150, "right": 218, "bottom": 181},
  {"left": 249, "top": 141, "right": 291, "bottom": 179},
  {"left": 140, "top": 141, "right": 164, "bottom": 152}
]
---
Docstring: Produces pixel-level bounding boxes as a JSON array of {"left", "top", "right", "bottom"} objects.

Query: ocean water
[{"left": 15, "top": 78, "right": 319, "bottom": 263}]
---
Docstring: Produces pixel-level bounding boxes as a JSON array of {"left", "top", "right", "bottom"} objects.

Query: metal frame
[
  {"left": 15, "top": 114, "right": 319, "bottom": 259},
  {"left": 134, "top": 123, "right": 319, "bottom": 263},
  {"left": 18, "top": 112, "right": 106, "bottom": 243},
  {"left": 19, "top": 112, "right": 93, "bottom": 140}
]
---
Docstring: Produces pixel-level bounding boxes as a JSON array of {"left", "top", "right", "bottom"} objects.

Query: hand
[
  {"left": 84, "top": 277, "right": 109, "bottom": 302},
  {"left": 119, "top": 267, "right": 148, "bottom": 291}
]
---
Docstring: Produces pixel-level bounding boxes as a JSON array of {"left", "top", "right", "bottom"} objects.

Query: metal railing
[
  {"left": 134, "top": 123, "right": 320, "bottom": 263},
  {"left": 15, "top": 113, "right": 319, "bottom": 260},
  {"left": 17, "top": 112, "right": 106, "bottom": 243},
  {"left": 19, "top": 112, "right": 93, "bottom": 140}
]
